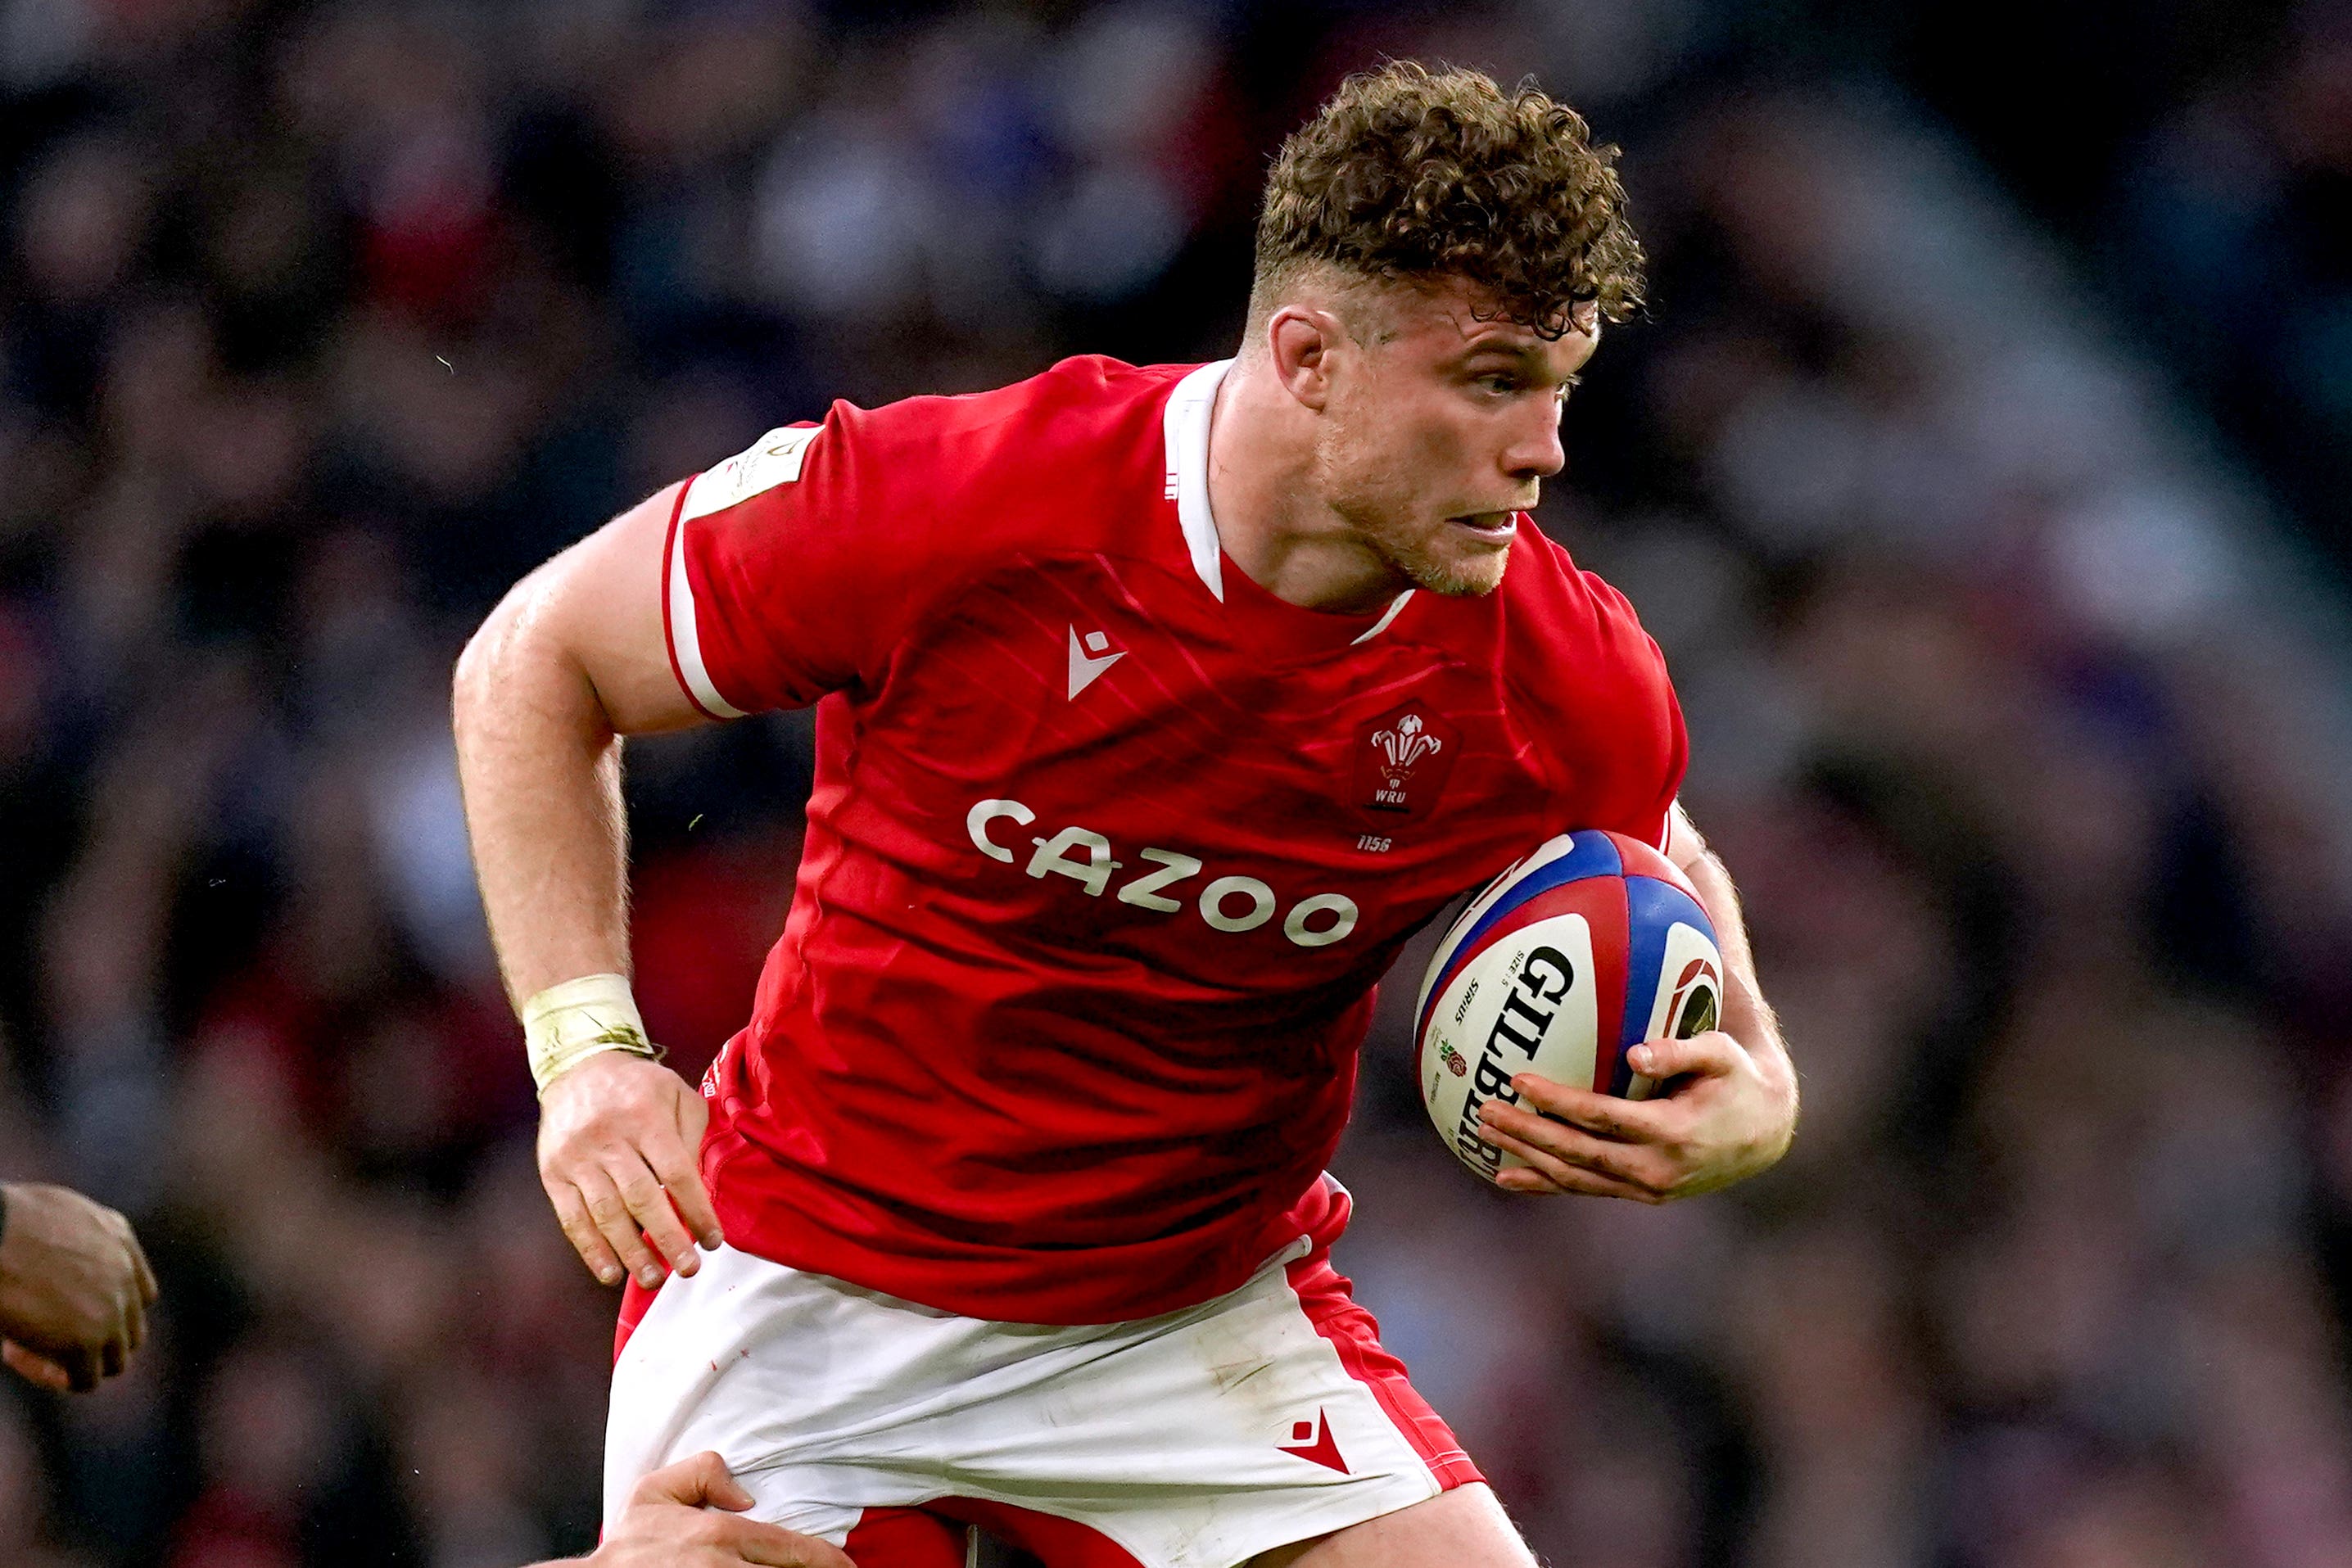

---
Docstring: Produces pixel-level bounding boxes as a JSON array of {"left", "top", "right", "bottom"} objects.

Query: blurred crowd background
[{"left": 2, "top": 0, "right": 2350, "bottom": 1564}]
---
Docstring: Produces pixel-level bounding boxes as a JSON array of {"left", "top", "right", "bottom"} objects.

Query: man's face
[{"left": 1310, "top": 281, "right": 1599, "bottom": 597}]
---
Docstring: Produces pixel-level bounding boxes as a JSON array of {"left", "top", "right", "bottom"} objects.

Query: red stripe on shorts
[
  {"left": 1283, "top": 1250, "right": 1485, "bottom": 1492},
  {"left": 842, "top": 1506, "right": 968, "bottom": 1567},
  {"left": 841, "top": 1500, "right": 1146, "bottom": 1568},
  {"left": 932, "top": 1498, "right": 1145, "bottom": 1568}
]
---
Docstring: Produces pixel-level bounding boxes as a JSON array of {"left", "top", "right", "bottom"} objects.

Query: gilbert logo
[
  {"left": 1067, "top": 626, "right": 1124, "bottom": 698},
  {"left": 1352, "top": 702, "right": 1461, "bottom": 819},
  {"left": 1278, "top": 1409, "right": 1349, "bottom": 1474}
]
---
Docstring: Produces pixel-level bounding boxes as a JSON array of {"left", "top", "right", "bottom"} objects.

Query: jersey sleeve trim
[
  {"left": 1659, "top": 798, "right": 1691, "bottom": 861},
  {"left": 662, "top": 477, "right": 748, "bottom": 721}
]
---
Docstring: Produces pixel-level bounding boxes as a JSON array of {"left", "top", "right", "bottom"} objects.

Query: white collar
[
  {"left": 1160, "top": 359, "right": 1413, "bottom": 644},
  {"left": 1161, "top": 359, "right": 1232, "bottom": 601}
]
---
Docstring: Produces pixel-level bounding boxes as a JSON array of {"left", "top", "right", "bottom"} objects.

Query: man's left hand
[{"left": 1476, "top": 1031, "right": 1795, "bottom": 1203}]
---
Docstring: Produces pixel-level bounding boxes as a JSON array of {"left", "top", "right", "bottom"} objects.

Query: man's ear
[{"left": 1268, "top": 306, "right": 1346, "bottom": 413}]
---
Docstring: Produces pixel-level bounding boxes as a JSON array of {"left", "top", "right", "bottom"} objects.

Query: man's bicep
[{"left": 545, "top": 483, "right": 714, "bottom": 735}]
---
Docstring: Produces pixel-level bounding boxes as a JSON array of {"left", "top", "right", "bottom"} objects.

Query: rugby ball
[{"left": 1416, "top": 829, "right": 1723, "bottom": 1185}]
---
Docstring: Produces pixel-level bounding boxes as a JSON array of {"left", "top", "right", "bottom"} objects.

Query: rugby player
[{"left": 455, "top": 62, "right": 1798, "bottom": 1568}]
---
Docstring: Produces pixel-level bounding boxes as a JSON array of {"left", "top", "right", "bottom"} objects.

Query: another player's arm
[
  {"left": 1477, "top": 802, "right": 1799, "bottom": 1201},
  {"left": 532, "top": 1452, "right": 853, "bottom": 1567},
  {"left": 0, "top": 1182, "right": 158, "bottom": 1391},
  {"left": 452, "top": 485, "right": 728, "bottom": 1288}
]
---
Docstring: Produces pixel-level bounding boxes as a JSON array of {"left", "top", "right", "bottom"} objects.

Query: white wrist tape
[{"left": 522, "top": 973, "right": 663, "bottom": 1096}]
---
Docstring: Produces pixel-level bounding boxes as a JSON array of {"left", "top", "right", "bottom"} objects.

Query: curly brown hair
[{"left": 1251, "top": 61, "right": 1646, "bottom": 341}]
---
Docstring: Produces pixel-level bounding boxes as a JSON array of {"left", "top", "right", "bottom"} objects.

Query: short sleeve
[
  {"left": 1585, "top": 569, "right": 1688, "bottom": 852},
  {"left": 662, "top": 400, "right": 926, "bottom": 717},
  {"left": 1621, "top": 682, "right": 1688, "bottom": 853},
  {"left": 1520, "top": 564, "right": 1686, "bottom": 852}
]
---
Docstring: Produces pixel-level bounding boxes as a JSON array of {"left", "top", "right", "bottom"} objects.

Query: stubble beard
[
  {"left": 1318, "top": 432, "right": 1513, "bottom": 600},
  {"left": 1328, "top": 485, "right": 1513, "bottom": 598},
  {"left": 1373, "top": 517, "right": 1512, "bottom": 598}
]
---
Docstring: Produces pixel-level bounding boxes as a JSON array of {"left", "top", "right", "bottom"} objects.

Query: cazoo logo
[{"left": 966, "top": 798, "right": 1359, "bottom": 949}]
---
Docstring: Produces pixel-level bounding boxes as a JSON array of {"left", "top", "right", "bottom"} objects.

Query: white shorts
[{"left": 604, "top": 1232, "right": 1481, "bottom": 1568}]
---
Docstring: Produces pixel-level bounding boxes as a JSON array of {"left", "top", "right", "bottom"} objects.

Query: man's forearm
[
  {"left": 1678, "top": 845, "right": 1799, "bottom": 1165},
  {"left": 453, "top": 584, "right": 634, "bottom": 1012},
  {"left": 1680, "top": 847, "right": 1782, "bottom": 1062}
]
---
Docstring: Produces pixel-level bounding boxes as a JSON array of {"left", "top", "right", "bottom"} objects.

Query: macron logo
[
  {"left": 1067, "top": 626, "right": 1125, "bottom": 699},
  {"left": 1278, "top": 1408, "right": 1349, "bottom": 1474}
]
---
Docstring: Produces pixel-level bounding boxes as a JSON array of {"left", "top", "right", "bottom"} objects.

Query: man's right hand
[
  {"left": 562, "top": 1451, "right": 853, "bottom": 1568},
  {"left": 0, "top": 1182, "right": 158, "bottom": 1392},
  {"left": 537, "top": 1051, "right": 724, "bottom": 1289}
]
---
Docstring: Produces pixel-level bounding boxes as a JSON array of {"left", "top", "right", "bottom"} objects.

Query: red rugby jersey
[{"left": 662, "top": 355, "right": 1685, "bottom": 1325}]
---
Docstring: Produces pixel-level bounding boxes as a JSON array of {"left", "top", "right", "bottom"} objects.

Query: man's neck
[{"left": 1204, "top": 355, "right": 1406, "bottom": 617}]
